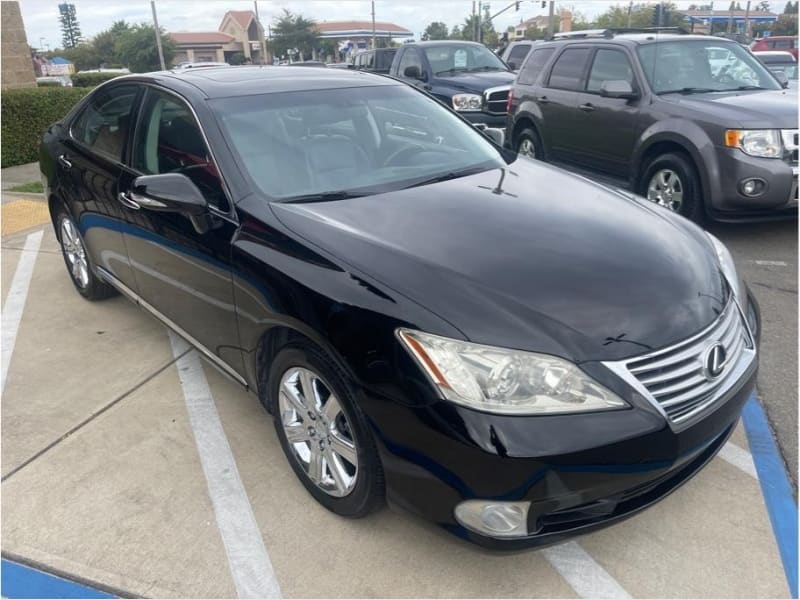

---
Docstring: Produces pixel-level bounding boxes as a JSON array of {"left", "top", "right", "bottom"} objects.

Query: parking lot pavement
[
  {"left": 1, "top": 218, "right": 795, "bottom": 598},
  {"left": 709, "top": 219, "right": 798, "bottom": 488}
]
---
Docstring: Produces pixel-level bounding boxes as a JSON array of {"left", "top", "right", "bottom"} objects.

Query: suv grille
[
  {"left": 782, "top": 129, "right": 798, "bottom": 164},
  {"left": 484, "top": 86, "right": 509, "bottom": 115},
  {"left": 614, "top": 299, "right": 753, "bottom": 425}
]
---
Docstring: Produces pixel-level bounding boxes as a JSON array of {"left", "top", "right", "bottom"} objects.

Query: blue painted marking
[
  {"left": 1, "top": 559, "right": 115, "bottom": 599},
  {"left": 742, "top": 395, "right": 799, "bottom": 598}
]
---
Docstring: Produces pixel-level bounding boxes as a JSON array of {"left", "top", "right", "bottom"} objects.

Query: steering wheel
[{"left": 382, "top": 144, "right": 425, "bottom": 166}]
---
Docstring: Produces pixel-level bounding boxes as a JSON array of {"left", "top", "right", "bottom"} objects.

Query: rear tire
[
  {"left": 54, "top": 207, "right": 117, "bottom": 301},
  {"left": 268, "top": 342, "right": 384, "bottom": 518},
  {"left": 515, "top": 127, "right": 544, "bottom": 161},
  {"left": 640, "top": 152, "right": 704, "bottom": 223}
]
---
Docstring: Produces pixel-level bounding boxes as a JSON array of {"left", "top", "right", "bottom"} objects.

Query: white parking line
[
  {"left": 543, "top": 541, "right": 631, "bottom": 599},
  {"left": 169, "top": 331, "right": 282, "bottom": 599},
  {"left": 751, "top": 260, "right": 788, "bottom": 267},
  {"left": 1, "top": 230, "right": 43, "bottom": 395},
  {"left": 718, "top": 441, "right": 758, "bottom": 479}
]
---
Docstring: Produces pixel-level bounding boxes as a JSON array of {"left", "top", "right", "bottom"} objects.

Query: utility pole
[
  {"left": 744, "top": 0, "right": 751, "bottom": 37},
  {"left": 254, "top": 1, "right": 267, "bottom": 64},
  {"left": 627, "top": 1, "right": 633, "bottom": 27},
  {"left": 371, "top": 1, "right": 376, "bottom": 49},
  {"left": 151, "top": 0, "right": 166, "bottom": 70},
  {"left": 546, "top": 1, "right": 555, "bottom": 39},
  {"left": 477, "top": 2, "right": 482, "bottom": 43},
  {"left": 472, "top": 1, "right": 477, "bottom": 41}
]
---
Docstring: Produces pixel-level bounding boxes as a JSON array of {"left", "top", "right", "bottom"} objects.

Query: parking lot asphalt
[{"left": 1, "top": 197, "right": 795, "bottom": 598}]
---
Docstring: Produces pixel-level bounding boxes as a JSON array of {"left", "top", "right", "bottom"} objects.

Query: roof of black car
[
  {"left": 404, "top": 40, "right": 486, "bottom": 47},
  {"left": 135, "top": 65, "right": 399, "bottom": 98},
  {"left": 546, "top": 33, "right": 736, "bottom": 46}
]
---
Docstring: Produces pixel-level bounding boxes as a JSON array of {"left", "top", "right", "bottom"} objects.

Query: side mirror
[
  {"left": 600, "top": 79, "right": 639, "bottom": 100},
  {"left": 131, "top": 173, "right": 207, "bottom": 215},
  {"left": 508, "top": 61, "right": 518, "bottom": 71},
  {"left": 774, "top": 70, "right": 790, "bottom": 88},
  {"left": 404, "top": 65, "right": 424, "bottom": 80}
]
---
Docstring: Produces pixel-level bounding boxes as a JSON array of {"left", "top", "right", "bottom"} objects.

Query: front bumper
[
  {"left": 460, "top": 111, "right": 509, "bottom": 128},
  {"left": 361, "top": 297, "right": 759, "bottom": 550}
]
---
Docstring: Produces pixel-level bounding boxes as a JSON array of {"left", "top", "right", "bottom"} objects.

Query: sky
[{"left": 19, "top": 0, "right": 745, "bottom": 51}]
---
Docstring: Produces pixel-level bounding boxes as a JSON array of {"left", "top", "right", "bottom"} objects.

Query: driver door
[{"left": 118, "top": 86, "right": 245, "bottom": 377}]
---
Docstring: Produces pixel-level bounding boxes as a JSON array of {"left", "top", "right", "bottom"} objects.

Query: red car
[{"left": 752, "top": 36, "right": 798, "bottom": 59}]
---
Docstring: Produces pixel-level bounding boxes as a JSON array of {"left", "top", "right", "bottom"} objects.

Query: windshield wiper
[
  {"left": 282, "top": 190, "right": 368, "bottom": 204},
  {"left": 728, "top": 85, "right": 768, "bottom": 91},
  {"left": 467, "top": 66, "right": 504, "bottom": 72},
  {"left": 435, "top": 67, "right": 469, "bottom": 75},
  {"left": 403, "top": 166, "right": 489, "bottom": 189},
  {"left": 658, "top": 87, "right": 718, "bottom": 95}
]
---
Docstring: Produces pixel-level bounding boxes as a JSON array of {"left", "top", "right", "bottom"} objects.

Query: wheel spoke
[
  {"left": 323, "top": 394, "right": 342, "bottom": 422},
  {"left": 306, "top": 444, "right": 324, "bottom": 483},
  {"left": 324, "top": 447, "right": 349, "bottom": 493},
  {"left": 280, "top": 381, "right": 307, "bottom": 414},
  {"left": 299, "top": 370, "right": 319, "bottom": 411},
  {"left": 659, "top": 171, "right": 670, "bottom": 188},
  {"left": 330, "top": 431, "right": 357, "bottom": 466},
  {"left": 284, "top": 422, "right": 310, "bottom": 444}
]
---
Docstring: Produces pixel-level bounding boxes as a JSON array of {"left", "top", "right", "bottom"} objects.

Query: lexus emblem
[{"left": 703, "top": 342, "right": 727, "bottom": 380}]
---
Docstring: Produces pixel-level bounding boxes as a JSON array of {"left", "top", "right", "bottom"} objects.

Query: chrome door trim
[{"left": 97, "top": 266, "right": 248, "bottom": 388}]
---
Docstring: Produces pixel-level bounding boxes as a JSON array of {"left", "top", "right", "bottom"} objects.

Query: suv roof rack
[{"left": 549, "top": 27, "right": 688, "bottom": 41}]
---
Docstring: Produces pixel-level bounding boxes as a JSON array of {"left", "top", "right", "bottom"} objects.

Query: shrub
[
  {"left": 71, "top": 71, "right": 122, "bottom": 87},
  {"left": 1, "top": 87, "right": 89, "bottom": 167},
  {"left": 36, "top": 80, "right": 62, "bottom": 87}
]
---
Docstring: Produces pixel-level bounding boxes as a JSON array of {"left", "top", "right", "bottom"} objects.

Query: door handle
[
  {"left": 58, "top": 154, "right": 72, "bottom": 169},
  {"left": 537, "top": 96, "right": 550, "bottom": 104},
  {"left": 117, "top": 192, "right": 141, "bottom": 210},
  {"left": 579, "top": 103, "right": 596, "bottom": 112}
]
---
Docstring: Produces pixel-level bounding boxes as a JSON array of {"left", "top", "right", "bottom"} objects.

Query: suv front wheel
[
  {"left": 515, "top": 127, "right": 544, "bottom": 161},
  {"left": 640, "top": 152, "right": 703, "bottom": 222}
]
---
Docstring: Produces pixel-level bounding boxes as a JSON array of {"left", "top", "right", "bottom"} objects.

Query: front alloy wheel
[
  {"left": 647, "top": 168, "right": 684, "bottom": 213},
  {"left": 518, "top": 138, "right": 537, "bottom": 159},
  {"left": 278, "top": 367, "right": 358, "bottom": 497}
]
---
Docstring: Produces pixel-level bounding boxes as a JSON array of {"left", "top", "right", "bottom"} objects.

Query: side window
[
  {"left": 366, "top": 51, "right": 375, "bottom": 69},
  {"left": 547, "top": 47, "right": 591, "bottom": 90},
  {"left": 70, "top": 85, "right": 138, "bottom": 162},
  {"left": 506, "top": 44, "right": 531, "bottom": 70},
  {"left": 518, "top": 47, "right": 555, "bottom": 85},
  {"left": 586, "top": 49, "right": 635, "bottom": 93},
  {"left": 132, "top": 89, "right": 228, "bottom": 210},
  {"left": 397, "top": 48, "right": 423, "bottom": 77},
  {"left": 775, "top": 39, "right": 792, "bottom": 49}
]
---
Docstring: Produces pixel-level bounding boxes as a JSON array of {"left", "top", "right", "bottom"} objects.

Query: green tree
[
  {"left": 58, "top": 3, "right": 82, "bottom": 48},
  {"left": 50, "top": 43, "right": 98, "bottom": 71},
  {"left": 228, "top": 51, "right": 245, "bottom": 65},
  {"left": 270, "top": 9, "right": 319, "bottom": 61},
  {"left": 756, "top": 1, "right": 771, "bottom": 10},
  {"left": 783, "top": 1, "right": 798, "bottom": 12},
  {"left": 422, "top": 22, "right": 449, "bottom": 40},
  {"left": 114, "top": 23, "right": 175, "bottom": 72},
  {"left": 773, "top": 11, "right": 799, "bottom": 31}
]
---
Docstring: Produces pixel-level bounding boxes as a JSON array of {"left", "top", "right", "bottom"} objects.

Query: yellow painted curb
[{"left": 2, "top": 199, "right": 50, "bottom": 237}]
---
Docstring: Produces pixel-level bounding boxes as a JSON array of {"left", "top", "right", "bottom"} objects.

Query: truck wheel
[
  {"left": 515, "top": 127, "right": 543, "bottom": 161},
  {"left": 640, "top": 153, "right": 703, "bottom": 223}
]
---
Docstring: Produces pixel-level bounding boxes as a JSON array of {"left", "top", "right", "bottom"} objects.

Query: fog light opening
[
  {"left": 739, "top": 178, "right": 767, "bottom": 197},
  {"left": 454, "top": 500, "right": 531, "bottom": 538}
]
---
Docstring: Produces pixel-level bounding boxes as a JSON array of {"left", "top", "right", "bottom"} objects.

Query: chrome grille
[
  {"left": 616, "top": 299, "right": 753, "bottom": 425},
  {"left": 782, "top": 129, "right": 798, "bottom": 164},
  {"left": 483, "top": 86, "right": 509, "bottom": 115}
]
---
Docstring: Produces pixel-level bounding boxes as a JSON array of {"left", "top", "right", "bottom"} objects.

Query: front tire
[
  {"left": 268, "top": 343, "right": 384, "bottom": 517},
  {"left": 640, "top": 152, "right": 703, "bottom": 223},
  {"left": 55, "top": 208, "right": 117, "bottom": 300},
  {"left": 515, "top": 127, "right": 544, "bottom": 160}
]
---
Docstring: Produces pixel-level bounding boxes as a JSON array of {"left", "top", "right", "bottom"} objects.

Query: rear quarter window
[{"left": 517, "top": 47, "right": 555, "bottom": 85}]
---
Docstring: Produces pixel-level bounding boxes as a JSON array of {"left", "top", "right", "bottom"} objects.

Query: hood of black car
[{"left": 272, "top": 160, "right": 726, "bottom": 362}]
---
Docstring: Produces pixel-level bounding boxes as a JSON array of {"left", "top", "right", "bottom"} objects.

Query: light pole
[{"left": 151, "top": 0, "right": 166, "bottom": 70}]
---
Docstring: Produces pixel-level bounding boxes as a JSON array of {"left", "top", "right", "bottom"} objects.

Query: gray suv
[{"left": 506, "top": 29, "right": 798, "bottom": 221}]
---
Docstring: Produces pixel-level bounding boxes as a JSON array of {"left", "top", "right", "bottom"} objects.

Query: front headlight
[
  {"left": 705, "top": 232, "right": 743, "bottom": 300},
  {"left": 452, "top": 93, "right": 483, "bottom": 112},
  {"left": 397, "top": 329, "right": 627, "bottom": 415},
  {"left": 724, "top": 129, "right": 783, "bottom": 158}
]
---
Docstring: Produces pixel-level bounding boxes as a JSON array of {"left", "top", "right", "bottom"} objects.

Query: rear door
[
  {"left": 58, "top": 83, "right": 142, "bottom": 293},
  {"left": 538, "top": 46, "right": 592, "bottom": 161},
  {"left": 567, "top": 46, "right": 641, "bottom": 177},
  {"left": 117, "top": 86, "right": 245, "bottom": 378}
]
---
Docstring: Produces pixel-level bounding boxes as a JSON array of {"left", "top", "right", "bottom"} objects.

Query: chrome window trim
[{"left": 97, "top": 266, "right": 248, "bottom": 387}]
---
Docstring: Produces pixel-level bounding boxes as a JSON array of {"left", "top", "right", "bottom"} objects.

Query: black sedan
[{"left": 40, "top": 66, "right": 759, "bottom": 548}]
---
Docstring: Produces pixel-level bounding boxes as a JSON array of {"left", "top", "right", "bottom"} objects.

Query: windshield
[
  {"left": 424, "top": 44, "right": 508, "bottom": 75},
  {"left": 210, "top": 84, "right": 505, "bottom": 201},
  {"left": 637, "top": 40, "right": 781, "bottom": 93},
  {"left": 767, "top": 63, "right": 799, "bottom": 80}
]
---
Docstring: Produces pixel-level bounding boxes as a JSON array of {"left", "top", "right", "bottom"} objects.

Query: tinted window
[
  {"left": 397, "top": 48, "right": 423, "bottom": 77},
  {"left": 547, "top": 48, "right": 590, "bottom": 90},
  {"left": 71, "top": 85, "right": 138, "bottom": 162},
  {"left": 587, "top": 49, "right": 634, "bottom": 93},
  {"left": 506, "top": 44, "right": 531, "bottom": 69},
  {"left": 775, "top": 39, "right": 793, "bottom": 49},
  {"left": 132, "top": 89, "right": 227, "bottom": 210},
  {"left": 518, "top": 47, "right": 555, "bottom": 85},
  {"left": 376, "top": 49, "right": 397, "bottom": 70}
]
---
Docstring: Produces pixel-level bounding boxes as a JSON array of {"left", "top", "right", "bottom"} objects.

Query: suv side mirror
[
  {"left": 600, "top": 80, "right": 639, "bottom": 100},
  {"left": 773, "top": 70, "right": 790, "bottom": 88},
  {"left": 508, "top": 60, "right": 518, "bottom": 71},
  {"left": 404, "top": 65, "right": 424, "bottom": 80}
]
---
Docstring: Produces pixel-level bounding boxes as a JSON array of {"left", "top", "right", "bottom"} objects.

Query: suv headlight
[
  {"left": 397, "top": 329, "right": 627, "bottom": 415},
  {"left": 452, "top": 93, "right": 483, "bottom": 112},
  {"left": 705, "top": 232, "right": 743, "bottom": 300},
  {"left": 725, "top": 129, "right": 783, "bottom": 158}
]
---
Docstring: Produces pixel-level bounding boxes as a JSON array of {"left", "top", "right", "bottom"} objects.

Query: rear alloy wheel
[
  {"left": 55, "top": 209, "right": 117, "bottom": 300},
  {"left": 269, "top": 344, "right": 384, "bottom": 517}
]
